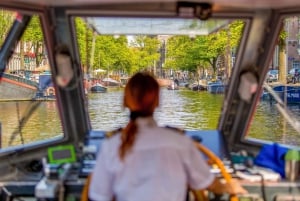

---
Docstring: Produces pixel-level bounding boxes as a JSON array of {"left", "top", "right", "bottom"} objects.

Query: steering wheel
[{"left": 191, "top": 141, "right": 238, "bottom": 201}]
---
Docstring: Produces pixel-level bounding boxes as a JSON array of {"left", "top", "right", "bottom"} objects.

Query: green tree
[
  {"left": 0, "top": 10, "right": 15, "bottom": 45},
  {"left": 165, "top": 36, "right": 191, "bottom": 71},
  {"left": 75, "top": 18, "right": 133, "bottom": 76},
  {"left": 130, "top": 35, "right": 160, "bottom": 72},
  {"left": 112, "top": 36, "right": 132, "bottom": 74},
  {"left": 94, "top": 35, "right": 129, "bottom": 75},
  {"left": 165, "top": 35, "right": 213, "bottom": 79},
  {"left": 165, "top": 20, "right": 244, "bottom": 80},
  {"left": 21, "top": 15, "right": 44, "bottom": 68},
  {"left": 75, "top": 17, "right": 94, "bottom": 74}
]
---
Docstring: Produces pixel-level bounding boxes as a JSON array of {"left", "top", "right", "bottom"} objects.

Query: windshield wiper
[
  {"left": 8, "top": 101, "right": 41, "bottom": 145},
  {"left": 8, "top": 78, "right": 53, "bottom": 146}
]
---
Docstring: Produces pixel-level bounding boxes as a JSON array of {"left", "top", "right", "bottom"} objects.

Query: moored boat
[
  {"left": 102, "top": 77, "right": 121, "bottom": 87},
  {"left": 189, "top": 81, "right": 207, "bottom": 91},
  {"left": 167, "top": 81, "right": 179, "bottom": 90},
  {"left": 90, "top": 83, "right": 107, "bottom": 93},
  {"left": 267, "top": 84, "right": 300, "bottom": 104},
  {"left": 34, "top": 72, "right": 56, "bottom": 100},
  {"left": 0, "top": 73, "right": 38, "bottom": 101},
  {"left": 207, "top": 80, "right": 225, "bottom": 94}
]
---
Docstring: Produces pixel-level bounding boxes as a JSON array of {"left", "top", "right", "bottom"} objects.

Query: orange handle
[{"left": 194, "top": 142, "right": 238, "bottom": 201}]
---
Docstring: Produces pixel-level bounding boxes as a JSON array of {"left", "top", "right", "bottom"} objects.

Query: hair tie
[{"left": 130, "top": 111, "right": 151, "bottom": 121}]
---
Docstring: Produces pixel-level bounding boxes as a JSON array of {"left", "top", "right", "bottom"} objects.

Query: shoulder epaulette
[
  {"left": 164, "top": 126, "right": 185, "bottom": 135},
  {"left": 105, "top": 127, "right": 122, "bottom": 138}
]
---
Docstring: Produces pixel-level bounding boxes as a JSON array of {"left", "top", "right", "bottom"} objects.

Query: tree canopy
[
  {"left": 0, "top": 13, "right": 246, "bottom": 79},
  {"left": 164, "top": 20, "right": 244, "bottom": 79}
]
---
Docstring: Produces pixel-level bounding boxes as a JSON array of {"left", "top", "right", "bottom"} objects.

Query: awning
[{"left": 94, "top": 69, "right": 106, "bottom": 73}]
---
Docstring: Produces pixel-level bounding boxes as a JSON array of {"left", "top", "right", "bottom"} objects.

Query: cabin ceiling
[{"left": 3, "top": 0, "right": 300, "bottom": 9}]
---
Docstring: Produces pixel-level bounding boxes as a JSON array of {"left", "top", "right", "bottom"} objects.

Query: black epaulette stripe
[
  {"left": 164, "top": 126, "right": 185, "bottom": 134},
  {"left": 105, "top": 127, "right": 122, "bottom": 138}
]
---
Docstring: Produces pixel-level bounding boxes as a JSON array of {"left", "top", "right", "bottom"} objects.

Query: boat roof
[{"left": 3, "top": 0, "right": 300, "bottom": 9}]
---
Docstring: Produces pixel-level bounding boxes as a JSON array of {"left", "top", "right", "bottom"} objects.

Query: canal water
[
  {"left": 88, "top": 88, "right": 223, "bottom": 131},
  {"left": 1, "top": 88, "right": 300, "bottom": 148},
  {"left": 88, "top": 88, "right": 300, "bottom": 146}
]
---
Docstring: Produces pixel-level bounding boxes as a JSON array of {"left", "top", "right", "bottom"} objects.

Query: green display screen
[{"left": 47, "top": 144, "right": 76, "bottom": 164}]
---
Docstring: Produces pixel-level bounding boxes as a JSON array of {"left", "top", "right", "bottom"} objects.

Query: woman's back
[{"left": 90, "top": 117, "right": 214, "bottom": 201}]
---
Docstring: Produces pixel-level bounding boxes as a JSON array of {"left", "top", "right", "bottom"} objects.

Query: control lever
[{"left": 35, "top": 158, "right": 73, "bottom": 201}]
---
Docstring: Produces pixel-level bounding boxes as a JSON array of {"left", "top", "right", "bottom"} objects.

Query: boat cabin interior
[{"left": 1, "top": 0, "right": 300, "bottom": 200}]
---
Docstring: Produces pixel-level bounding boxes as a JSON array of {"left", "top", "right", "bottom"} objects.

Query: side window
[
  {"left": 0, "top": 9, "right": 63, "bottom": 150},
  {"left": 247, "top": 15, "right": 300, "bottom": 147}
]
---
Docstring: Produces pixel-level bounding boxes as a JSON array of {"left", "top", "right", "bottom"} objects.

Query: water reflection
[
  {"left": 88, "top": 88, "right": 224, "bottom": 131},
  {"left": 156, "top": 89, "right": 223, "bottom": 129},
  {"left": 88, "top": 90, "right": 128, "bottom": 130},
  {"left": 248, "top": 100, "right": 300, "bottom": 146},
  {"left": 0, "top": 101, "right": 62, "bottom": 148}
]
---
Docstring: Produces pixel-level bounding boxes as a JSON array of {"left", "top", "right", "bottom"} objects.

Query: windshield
[
  {"left": 74, "top": 16, "right": 244, "bottom": 131},
  {"left": 74, "top": 15, "right": 300, "bottom": 148}
]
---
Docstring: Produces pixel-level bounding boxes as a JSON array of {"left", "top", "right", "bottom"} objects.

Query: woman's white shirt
[{"left": 89, "top": 117, "right": 215, "bottom": 201}]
